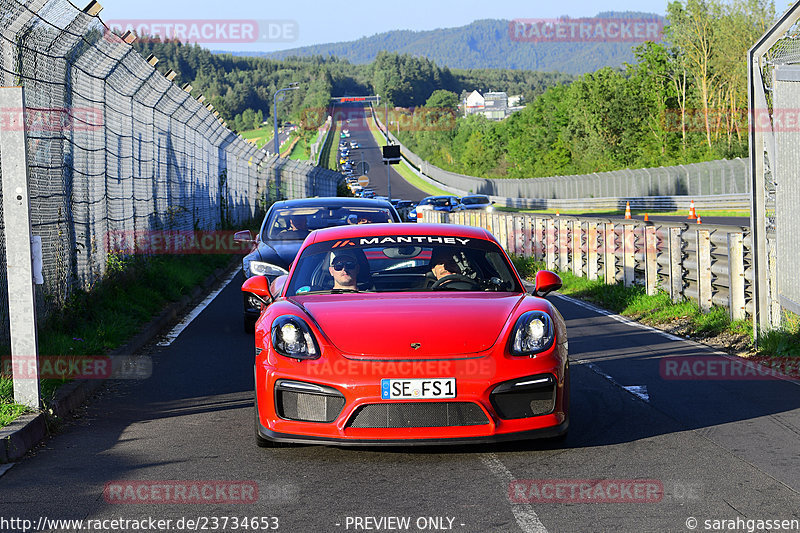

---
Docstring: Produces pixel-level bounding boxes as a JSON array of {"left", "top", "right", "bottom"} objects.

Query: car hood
[
  {"left": 293, "top": 293, "right": 523, "bottom": 358},
  {"left": 255, "top": 240, "right": 303, "bottom": 269}
]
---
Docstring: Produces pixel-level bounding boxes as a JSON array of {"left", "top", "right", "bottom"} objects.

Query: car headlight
[
  {"left": 509, "top": 311, "right": 555, "bottom": 356},
  {"left": 486, "top": 205, "right": 494, "bottom": 213},
  {"left": 246, "top": 260, "right": 288, "bottom": 278},
  {"left": 271, "top": 315, "right": 320, "bottom": 360}
]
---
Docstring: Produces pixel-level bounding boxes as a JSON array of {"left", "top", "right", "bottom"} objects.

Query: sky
[{"left": 95, "top": 0, "right": 670, "bottom": 53}]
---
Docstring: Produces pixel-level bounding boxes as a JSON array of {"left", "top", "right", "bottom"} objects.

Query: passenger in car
[{"left": 279, "top": 215, "right": 308, "bottom": 237}]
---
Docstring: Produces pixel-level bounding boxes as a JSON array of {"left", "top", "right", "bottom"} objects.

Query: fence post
[
  {"left": 697, "top": 229, "right": 712, "bottom": 311},
  {"left": 534, "top": 218, "right": 544, "bottom": 261},
  {"left": 587, "top": 222, "right": 598, "bottom": 281},
  {"left": 669, "top": 227, "right": 684, "bottom": 303},
  {"left": 645, "top": 226, "right": 658, "bottom": 296},
  {"left": 727, "top": 232, "right": 745, "bottom": 321},
  {"left": 623, "top": 224, "right": 636, "bottom": 287},
  {"left": 0, "top": 87, "right": 41, "bottom": 409},
  {"left": 558, "top": 219, "right": 569, "bottom": 272},
  {"left": 572, "top": 219, "right": 583, "bottom": 277},
  {"left": 604, "top": 222, "right": 616, "bottom": 284},
  {"left": 546, "top": 218, "right": 556, "bottom": 271},
  {"left": 523, "top": 215, "right": 533, "bottom": 258}
]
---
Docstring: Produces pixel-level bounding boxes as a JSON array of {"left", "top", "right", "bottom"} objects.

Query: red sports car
[{"left": 242, "top": 223, "right": 568, "bottom": 446}]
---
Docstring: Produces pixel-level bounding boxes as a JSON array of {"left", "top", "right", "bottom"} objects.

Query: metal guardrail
[
  {"left": 424, "top": 210, "right": 757, "bottom": 321},
  {"left": 369, "top": 105, "right": 751, "bottom": 211}
]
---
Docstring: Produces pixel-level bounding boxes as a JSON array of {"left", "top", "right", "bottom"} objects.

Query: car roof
[
  {"left": 270, "top": 197, "right": 394, "bottom": 209},
  {"left": 461, "top": 194, "right": 489, "bottom": 199},
  {"left": 304, "top": 223, "right": 495, "bottom": 244}
]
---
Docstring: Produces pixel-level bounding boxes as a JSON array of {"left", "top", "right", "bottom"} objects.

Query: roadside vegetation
[
  {"left": 496, "top": 206, "right": 750, "bottom": 219},
  {"left": 511, "top": 255, "right": 800, "bottom": 361},
  {"left": 396, "top": 1, "right": 773, "bottom": 179},
  {"left": 0, "top": 253, "right": 234, "bottom": 428}
]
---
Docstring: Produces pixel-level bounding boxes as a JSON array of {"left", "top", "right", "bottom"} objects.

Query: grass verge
[
  {"left": 508, "top": 255, "right": 800, "bottom": 361},
  {"left": 288, "top": 137, "right": 309, "bottom": 160},
  {"left": 499, "top": 207, "right": 750, "bottom": 218},
  {"left": 0, "top": 253, "right": 234, "bottom": 428}
]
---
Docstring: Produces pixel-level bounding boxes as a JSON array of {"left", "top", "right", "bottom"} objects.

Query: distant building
[
  {"left": 460, "top": 91, "right": 524, "bottom": 121},
  {"left": 463, "top": 90, "right": 485, "bottom": 116}
]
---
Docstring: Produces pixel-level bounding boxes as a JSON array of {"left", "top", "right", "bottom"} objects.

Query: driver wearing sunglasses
[{"left": 329, "top": 251, "right": 360, "bottom": 290}]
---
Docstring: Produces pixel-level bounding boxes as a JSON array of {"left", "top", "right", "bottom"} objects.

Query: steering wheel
[{"left": 431, "top": 274, "right": 480, "bottom": 290}]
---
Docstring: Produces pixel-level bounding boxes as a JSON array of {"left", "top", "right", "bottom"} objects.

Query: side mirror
[
  {"left": 234, "top": 230, "right": 254, "bottom": 243},
  {"left": 242, "top": 275, "right": 273, "bottom": 306},
  {"left": 533, "top": 270, "right": 562, "bottom": 297}
]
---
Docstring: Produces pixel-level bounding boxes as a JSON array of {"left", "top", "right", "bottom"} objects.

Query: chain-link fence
[
  {"left": 371, "top": 107, "right": 750, "bottom": 200},
  {"left": 0, "top": 0, "right": 341, "bottom": 346},
  {"left": 749, "top": 2, "right": 800, "bottom": 332}
]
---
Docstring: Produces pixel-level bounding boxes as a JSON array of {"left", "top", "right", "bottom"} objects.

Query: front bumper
[
  {"left": 256, "top": 418, "right": 568, "bottom": 446},
  {"left": 254, "top": 350, "right": 569, "bottom": 445}
]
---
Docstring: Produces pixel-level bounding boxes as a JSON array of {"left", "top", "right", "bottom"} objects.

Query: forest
[
  {"left": 394, "top": 0, "right": 775, "bottom": 178},
  {"left": 132, "top": 0, "right": 775, "bottom": 178},
  {"left": 132, "top": 41, "right": 571, "bottom": 134}
]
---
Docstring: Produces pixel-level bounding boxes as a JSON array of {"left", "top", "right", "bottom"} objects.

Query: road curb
[{"left": 0, "top": 258, "right": 240, "bottom": 464}]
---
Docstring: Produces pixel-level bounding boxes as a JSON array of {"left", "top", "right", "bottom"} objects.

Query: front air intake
[{"left": 275, "top": 380, "right": 345, "bottom": 423}]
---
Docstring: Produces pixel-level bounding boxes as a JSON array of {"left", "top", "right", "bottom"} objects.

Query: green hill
[{"left": 228, "top": 14, "right": 665, "bottom": 74}]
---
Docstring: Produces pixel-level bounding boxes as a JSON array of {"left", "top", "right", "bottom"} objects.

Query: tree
[{"left": 425, "top": 89, "right": 458, "bottom": 110}]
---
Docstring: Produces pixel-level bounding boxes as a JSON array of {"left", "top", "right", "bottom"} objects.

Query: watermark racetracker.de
[
  {"left": 509, "top": 479, "right": 664, "bottom": 503},
  {"left": 105, "top": 19, "right": 298, "bottom": 44},
  {"left": 1, "top": 355, "right": 152, "bottom": 380},
  {"left": 104, "top": 230, "right": 252, "bottom": 255},
  {"left": 509, "top": 17, "right": 664, "bottom": 43},
  {"left": 0, "top": 107, "right": 102, "bottom": 132}
]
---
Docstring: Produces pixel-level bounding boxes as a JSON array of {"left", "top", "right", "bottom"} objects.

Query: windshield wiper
[{"left": 330, "top": 288, "right": 360, "bottom": 294}]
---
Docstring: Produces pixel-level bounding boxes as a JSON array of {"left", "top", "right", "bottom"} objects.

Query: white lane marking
[
  {"left": 0, "top": 463, "right": 14, "bottom": 479},
  {"left": 157, "top": 269, "right": 239, "bottom": 347},
  {"left": 551, "top": 293, "right": 684, "bottom": 341},
  {"left": 480, "top": 453, "right": 548, "bottom": 533},
  {"left": 554, "top": 292, "right": 800, "bottom": 388},
  {"left": 623, "top": 385, "right": 650, "bottom": 402},
  {"left": 578, "top": 360, "right": 650, "bottom": 404}
]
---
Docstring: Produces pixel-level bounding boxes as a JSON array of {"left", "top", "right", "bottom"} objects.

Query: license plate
[{"left": 381, "top": 378, "right": 456, "bottom": 399}]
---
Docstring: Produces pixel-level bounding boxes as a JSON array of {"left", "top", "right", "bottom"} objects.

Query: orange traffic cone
[
  {"left": 555, "top": 210, "right": 560, "bottom": 217},
  {"left": 697, "top": 216, "right": 702, "bottom": 224},
  {"left": 687, "top": 200, "right": 697, "bottom": 220},
  {"left": 624, "top": 201, "right": 632, "bottom": 219},
  {"left": 644, "top": 213, "right": 649, "bottom": 222}
]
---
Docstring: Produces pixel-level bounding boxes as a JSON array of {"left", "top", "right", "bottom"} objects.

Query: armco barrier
[
  {"left": 369, "top": 105, "right": 751, "bottom": 205},
  {"left": 423, "top": 210, "right": 757, "bottom": 321}
]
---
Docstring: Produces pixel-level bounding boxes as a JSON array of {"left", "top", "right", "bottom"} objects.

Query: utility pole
[{"left": 385, "top": 102, "right": 391, "bottom": 201}]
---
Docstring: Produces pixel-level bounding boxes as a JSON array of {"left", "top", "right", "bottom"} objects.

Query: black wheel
[{"left": 244, "top": 315, "right": 256, "bottom": 334}]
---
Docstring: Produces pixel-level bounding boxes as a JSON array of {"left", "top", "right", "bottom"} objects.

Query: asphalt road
[
  {"left": 335, "top": 105, "right": 429, "bottom": 203},
  {"left": 2, "top": 269, "right": 799, "bottom": 533}
]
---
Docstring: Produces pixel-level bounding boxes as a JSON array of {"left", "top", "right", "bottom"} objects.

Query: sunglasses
[{"left": 332, "top": 260, "right": 357, "bottom": 271}]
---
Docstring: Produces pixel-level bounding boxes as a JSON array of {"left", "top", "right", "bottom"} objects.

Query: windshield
[
  {"left": 263, "top": 206, "right": 394, "bottom": 241},
  {"left": 461, "top": 196, "right": 490, "bottom": 205},
  {"left": 285, "top": 236, "right": 522, "bottom": 296},
  {"left": 420, "top": 197, "right": 454, "bottom": 207}
]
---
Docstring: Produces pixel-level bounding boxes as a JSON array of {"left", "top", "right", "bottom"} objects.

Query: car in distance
[
  {"left": 408, "top": 195, "right": 464, "bottom": 221},
  {"left": 242, "top": 223, "right": 568, "bottom": 446},
  {"left": 235, "top": 197, "right": 401, "bottom": 332},
  {"left": 460, "top": 194, "right": 495, "bottom": 212}
]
